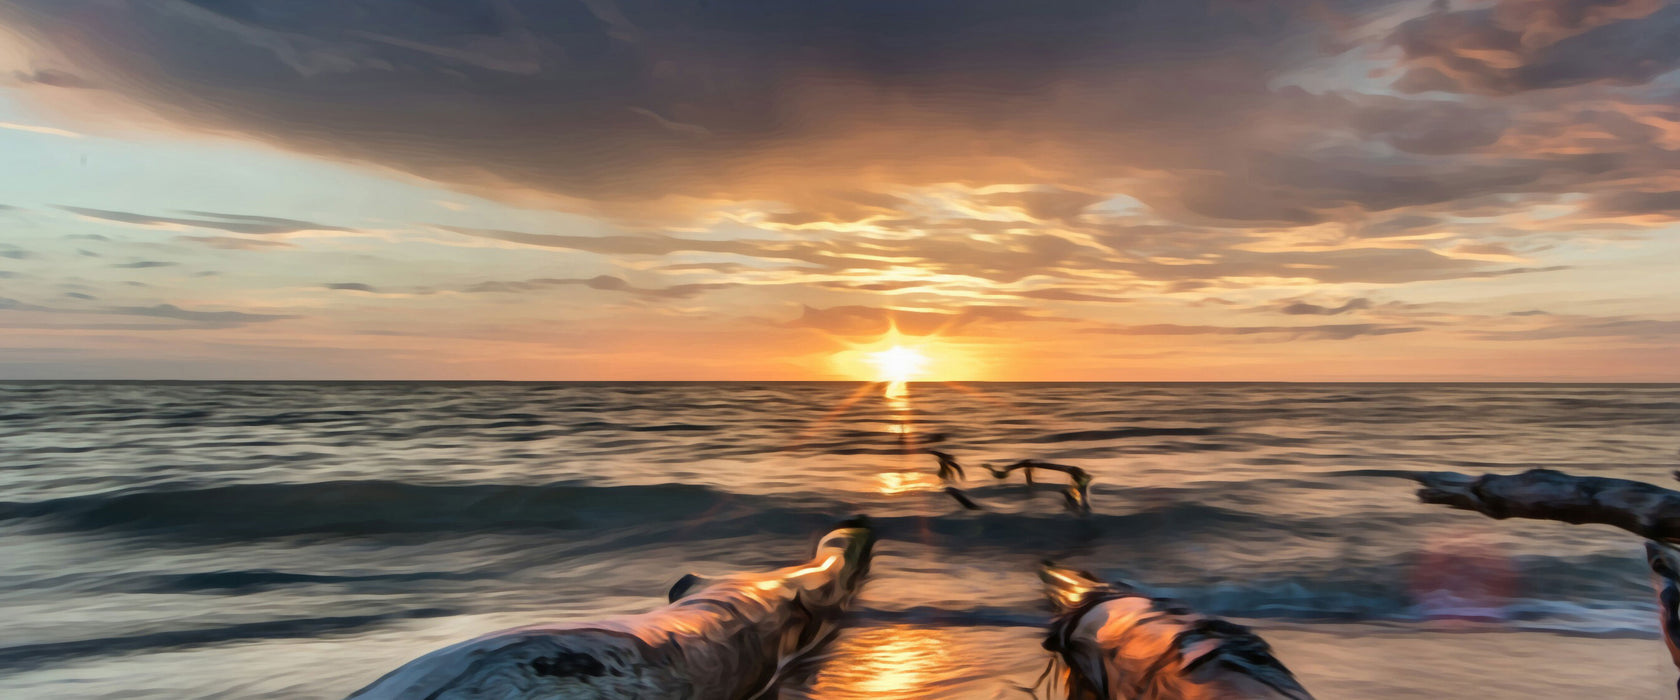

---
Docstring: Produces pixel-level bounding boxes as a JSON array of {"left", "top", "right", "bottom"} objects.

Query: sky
[{"left": 0, "top": 0, "right": 1676, "bottom": 381}]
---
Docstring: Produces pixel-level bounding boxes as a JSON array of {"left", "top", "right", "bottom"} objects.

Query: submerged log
[
  {"left": 1039, "top": 563, "right": 1313, "bottom": 700},
  {"left": 1409, "top": 468, "right": 1680, "bottom": 544}
]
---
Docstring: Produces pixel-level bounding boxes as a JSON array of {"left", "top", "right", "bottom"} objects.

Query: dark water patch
[{"left": 0, "top": 607, "right": 455, "bottom": 672}]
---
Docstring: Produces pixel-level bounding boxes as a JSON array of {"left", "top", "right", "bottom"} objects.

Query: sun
[{"left": 866, "top": 345, "right": 929, "bottom": 383}]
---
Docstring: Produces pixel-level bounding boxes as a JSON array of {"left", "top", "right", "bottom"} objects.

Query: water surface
[{"left": 1, "top": 382, "right": 1677, "bottom": 698}]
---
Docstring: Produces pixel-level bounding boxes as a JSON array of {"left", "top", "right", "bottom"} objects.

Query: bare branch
[{"left": 1407, "top": 468, "right": 1680, "bottom": 544}]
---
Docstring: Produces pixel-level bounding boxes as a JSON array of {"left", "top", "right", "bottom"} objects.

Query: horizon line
[{"left": 3, "top": 379, "right": 1678, "bottom": 385}]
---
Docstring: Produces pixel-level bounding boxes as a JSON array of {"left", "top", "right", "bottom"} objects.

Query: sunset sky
[{"left": 0, "top": 0, "right": 1677, "bottom": 381}]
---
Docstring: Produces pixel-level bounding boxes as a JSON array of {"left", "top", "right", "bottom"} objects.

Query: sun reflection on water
[
  {"left": 876, "top": 471, "right": 941, "bottom": 495},
  {"left": 804, "top": 625, "right": 954, "bottom": 699}
]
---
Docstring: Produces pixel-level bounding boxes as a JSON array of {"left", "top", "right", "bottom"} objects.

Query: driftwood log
[
  {"left": 1039, "top": 563, "right": 1314, "bottom": 699},
  {"left": 1408, "top": 468, "right": 1680, "bottom": 687},
  {"left": 988, "top": 460, "right": 1094, "bottom": 513},
  {"left": 924, "top": 452, "right": 1095, "bottom": 513},
  {"left": 1410, "top": 468, "right": 1680, "bottom": 544},
  {"left": 927, "top": 449, "right": 966, "bottom": 482},
  {"left": 1646, "top": 542, "right": 1680, "bottom": 691}
]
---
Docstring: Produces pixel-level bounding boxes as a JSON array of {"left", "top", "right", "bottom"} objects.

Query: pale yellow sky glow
[{"left": 0, "top": 1, "right": 1676, "bottom": 381}]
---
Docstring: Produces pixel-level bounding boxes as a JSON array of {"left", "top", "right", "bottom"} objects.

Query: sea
[{"left": 1, "top": 382, "right": 1677, "bottom": 699}]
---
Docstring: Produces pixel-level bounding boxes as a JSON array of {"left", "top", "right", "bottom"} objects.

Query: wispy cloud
[{"left": 0, "top": 121, "right": 80, "bottom": 138}]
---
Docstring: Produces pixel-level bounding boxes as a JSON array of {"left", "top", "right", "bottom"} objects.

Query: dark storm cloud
[
  {"left": 61, "top": 206, "right": 350, "bottom": 235},
  {"left": 786, "top": 304, "right": 1051, "bottom": 337},
  {"left": 0, "top": 0, "right": 1336, "bottom": 211},
  {"left": 1390, "top": 0, "right": 1680, "bottom": 94}
]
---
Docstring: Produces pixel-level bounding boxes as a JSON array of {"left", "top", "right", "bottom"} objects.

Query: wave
[
  {"left": 0, "top": 607, "right": 455, "bottom": 673},
  {"left": 0, "top": 481, "right": 787, "bottom": 536},
  {"left": 0, "top": 479, "right": 1315, "bottom": 542}
]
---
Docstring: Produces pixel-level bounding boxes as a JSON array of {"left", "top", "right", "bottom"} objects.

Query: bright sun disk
[{"left": 866, "top": 345, "right": 929, "bottom": 383}]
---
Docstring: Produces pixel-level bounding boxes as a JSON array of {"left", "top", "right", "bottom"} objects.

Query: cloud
[
  {"left": 11, "top": 68, "right": 95, "bottom": 89},
  {"left": 104, "top": 304, "right": 298, "bottom": 326},
  {"left": 61, "top": 206, "right": 350, "bottom": 235},
  {"left": 1390, "top": 0, "right": 1680, "bottom": 95},
  {"left": 1279, "top": 298, "right": 1373, "bottom": 316},
  {"left": 0, "top": 297, "right": 50, "bottom": 312},
  {"left": 785, "top": 304, "right": 1052, "bottom": 337},
  {"left": 0, "top": 0, "right": 1338, "bottom": 216},
  {"left": 178, "top": 236, "right": 298, "bottom": 250},
  {"left": 0, "top": 121, "right": 81, "bottom": 138},
  {"left": 1586, "top": 189, "right": 1680, "bottom": 217},
  {"left": 111, "top": 261, "right": 178, "bottom": 269},
  {"left": 1084, "top": 322, "right": 1422, "bottom": 341},
  {"left": 1472, "top": 315, "right": 1680, "bottom": 341},
  {"left": 974, "top": 189, "right": 1106, "bottom": 222},
  {"left": 325, "top": 282, "right": 379, "bottom": 292},
  {"left": 465, "top": 274, "right": 729, "bottom": 299}
]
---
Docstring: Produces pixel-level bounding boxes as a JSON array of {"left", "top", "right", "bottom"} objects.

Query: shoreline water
[{"left": 2, "top": 382, "right": 1676, "bottom": 697}]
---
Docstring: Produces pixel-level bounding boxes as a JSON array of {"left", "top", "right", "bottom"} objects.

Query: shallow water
[{"left": 1, "top": 382, "right": 1677, "bottom": 698}]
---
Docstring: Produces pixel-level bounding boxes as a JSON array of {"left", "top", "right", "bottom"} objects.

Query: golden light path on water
[{"left": 800, "top": 626, "right": 955, "bottom": 698}]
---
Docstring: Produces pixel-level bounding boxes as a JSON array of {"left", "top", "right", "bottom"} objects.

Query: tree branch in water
[{"left": 1410, "top": 468, "right": 1680, "bottom": 544}]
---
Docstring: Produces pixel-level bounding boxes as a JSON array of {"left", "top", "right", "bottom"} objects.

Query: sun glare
[{"left": 866, "top": 345, "right": 930, "bottom": 383}]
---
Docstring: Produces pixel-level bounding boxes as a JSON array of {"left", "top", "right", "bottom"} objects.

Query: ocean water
[{"left": 1, "top": 381, "right": 1678, "bottom": 699}]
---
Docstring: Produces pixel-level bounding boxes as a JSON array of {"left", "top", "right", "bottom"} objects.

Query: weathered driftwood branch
[
  {"left": 988, "top": 459, "right": 1094, "bottom": 513},
  {"left": 942, "top": 486, "right": 982, "bottom": 510},
  {"left": 924, "top": 451, "right": 1095, "bottom": 512},
  {"left": 1407, "top": 468, "right": 1680, "bottom": 684},
  {"left": 927, "top": 449, "right": 966, "bottom": 482},
  {"left": 1409, "top": 468, "right": 1680, "bottom": 544},
  {"left": 1039, "top": 563, "right": 1314, "bottom": 699},
  {"left": 1646, "top": 542, "right": 1680, "bottom": 688}
]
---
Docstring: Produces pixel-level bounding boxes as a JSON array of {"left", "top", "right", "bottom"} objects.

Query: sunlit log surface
[
  {"left": 1039, "top": 563, "right": 1313, "bottom": 700},
  {"left": 1410, "top": 468, "right": 1680, "bottom": 543},
  {"left": 347, "top": 522, "right": 874, "bottom": 700}
]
